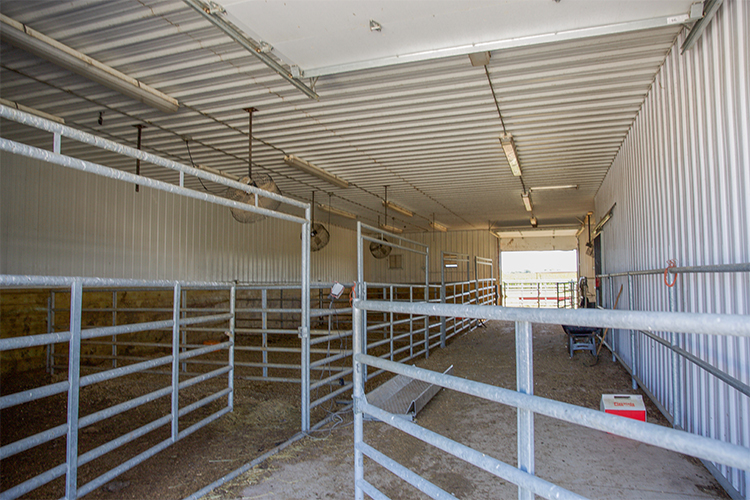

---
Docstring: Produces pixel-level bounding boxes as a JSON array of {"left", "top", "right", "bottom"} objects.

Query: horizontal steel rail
[
  {"left": 357, "top": 442, "right": 460, "bottom": 500},
  {"left": 0, "top": 274, "right": 233, "bottom": 289},
  {"left": 358, "top": 300, "right": 750, "bottom": 337},
  {"left": 634, "top": 329, "right": 750, "bottom": 398},
  {"left": 598, "top": 262, "right": 750, "bottom": 278},
  {"left": 0, "top": 138, "right": 308, "bottom": 226},
  {"left": 361, "top": 401, "right": 587, "bottom": 500},
  {"left": 356, "top": 351, "right": 750, "bottom": 475},
  {"left": 0, "top": 105, "right": 306, "bottom": 211}
]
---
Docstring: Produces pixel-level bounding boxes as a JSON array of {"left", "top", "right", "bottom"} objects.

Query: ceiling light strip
[
  {"left": 284, "top": 155, "right": 349, "bottom": 189},
  {"left": 383, "top": 200, "right": 413, "bottom": 217},
  {"left": 530, "top": 185, "right": 578, "bottom": 191},
  {"left": 379, "top": 223, "right": 403, "bottom": 234},
  {"left": 0, "top": 14, "right": 179, "bottom": 113},
  {"left": 430, "top": 221, "right": 448, "bottom": 232},
  {"left": 521, "top": 191, "right": 533, "bottom": 212},
  {"left": 500, "top": 134, "right": 521, "bottom": 176},
  {"left": 317, "top": 203, "right": 356, "bottom": 219}
]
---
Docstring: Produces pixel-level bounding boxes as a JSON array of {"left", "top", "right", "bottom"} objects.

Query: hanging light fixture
[
  {"left": 283, "top": 154, "right": 349, "bottom": 188},
  {"left": 0, "top": 14, "right": 179, "bottom": 113},
  {"left": 521, "top": 191, "right": 533, "bottom": 212},
  {"left": 317, "top": 203, "right": 356, "bottom": 219},
  {"left": 500, "top": 133, "right": 521, "bottom": 176},
  {"left": 382, "top": 200, "right": 413, "bottom": 217},
  {"left": 430, "top": 221, "right": 448, "bottom": 232}
]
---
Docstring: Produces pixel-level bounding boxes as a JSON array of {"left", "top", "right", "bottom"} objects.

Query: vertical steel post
[
  {"left": 352, "top": 304, "right": 364, "bottom": 500},
  {"left": 53, "top": 132, "right": 61, "bottom": 154},
  {"left": 50, "top": 291, "right": 56, "bottom": 375},
  {"left": 424, "top": 246, "right": 429, "bottom": 358},
  {"left": 363, "top": 282, "right": 369, "bottom": 381},
  {"left": 440, "top": 252, "right": 446, "bottom": 348},
  {"left": 229, "top": 285, "right": 236, "bottom": 411},
  {"left": 382, "top": 285, "right": 387, "bottom": 339},
  {"left": 300, "top": 205, "right": 312, "bottom": 432},
  {"left": 409, "top": 286, "right": 414, "bottom": 358},
  {"left": 181, "top": 289, "right": 187, "bottom": 372},
  {"left": 262, "top": 288, "right": 268, "bottom": 379},
  {"left": 356, "top": 222, "right": 367, "bottom": 382},
  {"left": 389, "top": 285, "right": 394, "bottom": 361},
  {"left": 628, "top": 274, "right": 637, "bottom": 390},
  {"left": 171, "top": 283, "right": 181, "bottom": 441},
  {"left": 46, "top": 294, "right": 53, "bottom": 373},
  {"left": 111, "top": 291, "right": 117, "bottom": 369},
  {"left": 609, "top": 277, "right": 616, "bottom": 362},
  {"left": 65, "top": 280, "right": 83, "bottom": 500},
  {"left": 516, "top": 320, "right": 534, "bottom": 500},
  {"left": 669, "top": 284, "right": 681, "bottom": 429}
]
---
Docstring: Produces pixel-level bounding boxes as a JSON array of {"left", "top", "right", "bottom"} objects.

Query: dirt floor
[{"left": 2, "top": 321, "right": 729, "bottom": 499}]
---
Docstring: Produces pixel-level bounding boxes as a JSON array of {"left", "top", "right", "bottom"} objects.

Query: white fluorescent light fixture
[
  {"left": 530, "top": 216, "right": 538, "bottom": 228},
  {"left": 430, "top": 221, "right": 448, "bottom": 232},
  {"left": 283, "top": 155, "right": 349, "bottom": 189},
  {"left": 531, "top": 185, "right": 578, "bottom": 191},
  {"left": 317, "top": 203, "right": 356, "bottom": 220},
  {"left": 0, "top": 98, "right": 64, "bottom": 123},
  {"left": 379, "top": 223, "right": 403, "bottom": 234},
  {"left": 500, "top": 133, "right": 521, "bottom": 176},
  {"left": 521, "top": 191, "right": 533, "bottom": 212},
  {"left": 0, "top": 14, "right": 179, "bottom": 113},
  {"left": 383, "top": 200, "right": 413, "bottom": 217}
]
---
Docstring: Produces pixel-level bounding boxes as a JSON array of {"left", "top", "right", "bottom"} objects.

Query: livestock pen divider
[
  {"left": 351, "top": 296, "right": 750, "bottom": 500},
  {"left": 0, "top": 276, "right": 236, "bottom": 500}
]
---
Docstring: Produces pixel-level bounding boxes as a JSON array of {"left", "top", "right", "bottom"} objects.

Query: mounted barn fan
[
  {"left": 311, "top": 222, "right": 330, "bottom": 252},
  {"left": 370, "top": 186, "right": 393, "bottom": 259},
  {"left": 225, "top": 108, "right": 281, "bottom": 223},
  {"left": 369, "top": 237, "right": 391, "bottom": 259},
  {"left": 226, "top": 173, "right": 281, "bottom": 223},
  {"left": 308, "top": 192, "right": 330, "bottom": 252}
]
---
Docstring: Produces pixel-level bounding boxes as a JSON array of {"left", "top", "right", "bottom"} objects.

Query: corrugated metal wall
[
  {"left": 595, "top": 1, "right": 749, "bottom": 496},
  {"left": 368, "top": 229, "right": 497, "bottom": 284},
  {"left": 0, "top": 152, "right": 358, "bottom": 283}
]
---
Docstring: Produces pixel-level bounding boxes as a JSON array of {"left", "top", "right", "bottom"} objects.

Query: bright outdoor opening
[{"left": 502, "top": 250, "right": 578, "bottom": 308}]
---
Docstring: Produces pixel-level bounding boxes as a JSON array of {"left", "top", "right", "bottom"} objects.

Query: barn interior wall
[
  {"left": 0, "top": 151, "right": 358, "bottom": 284},
  {"left": 594, "top": 2, "right": 749, "bottom": 495}
]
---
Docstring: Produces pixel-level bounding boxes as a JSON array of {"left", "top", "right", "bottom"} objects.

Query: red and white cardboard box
[{"left": 600, "top": 394, "right": 646, "bottom": 422}]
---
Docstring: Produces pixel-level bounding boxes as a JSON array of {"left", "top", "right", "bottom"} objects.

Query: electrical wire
[{"left": 185, "top": 139, "right": 225, "bottom": 195}]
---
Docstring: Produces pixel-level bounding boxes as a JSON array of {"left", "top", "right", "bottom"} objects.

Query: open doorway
[{"left": 501, "top": 250, "right": 578, "bottom": 308}]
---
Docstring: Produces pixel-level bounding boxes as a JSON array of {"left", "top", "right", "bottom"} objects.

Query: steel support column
[
  {"left": 65, "top": 280, "right": 83, "bottom": 500},
  {"left": 516, "top": 320, "right": 534, "bottom": 500}
]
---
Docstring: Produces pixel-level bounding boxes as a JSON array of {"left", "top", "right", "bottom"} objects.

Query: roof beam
[
  {"left": 303, "top": 11, "right": 703, "bottom": 78},
  {"left": 183, "top": 0, "right": 319, "bottom": 100}
]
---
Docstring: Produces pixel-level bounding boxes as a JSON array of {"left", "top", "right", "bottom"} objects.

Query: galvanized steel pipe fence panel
[
  {"left": 0, "top": 277, "right": 236, "bottom": 500},
  {"left": 351, "top": 297, "right": 750, "bottom": 500}
]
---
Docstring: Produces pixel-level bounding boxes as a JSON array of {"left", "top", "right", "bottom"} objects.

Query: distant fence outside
[{"left": 502, "top": 281, "right": 577, "bottom": 308}]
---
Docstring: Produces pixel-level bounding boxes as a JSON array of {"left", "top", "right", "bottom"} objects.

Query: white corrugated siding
[
  {"left": 595, "top": 1, "right": 749, "bottom": 495},
  {"left": 367, "top": 229, "right": 497, "bottom": 284},
  {"left": 0, "top": 151, "right": 357, "bottom": 283}
]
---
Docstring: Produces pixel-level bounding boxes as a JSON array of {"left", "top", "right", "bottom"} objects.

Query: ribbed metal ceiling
[{"left": 0, "top": 0, "right": 689, "bottom": 232}]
